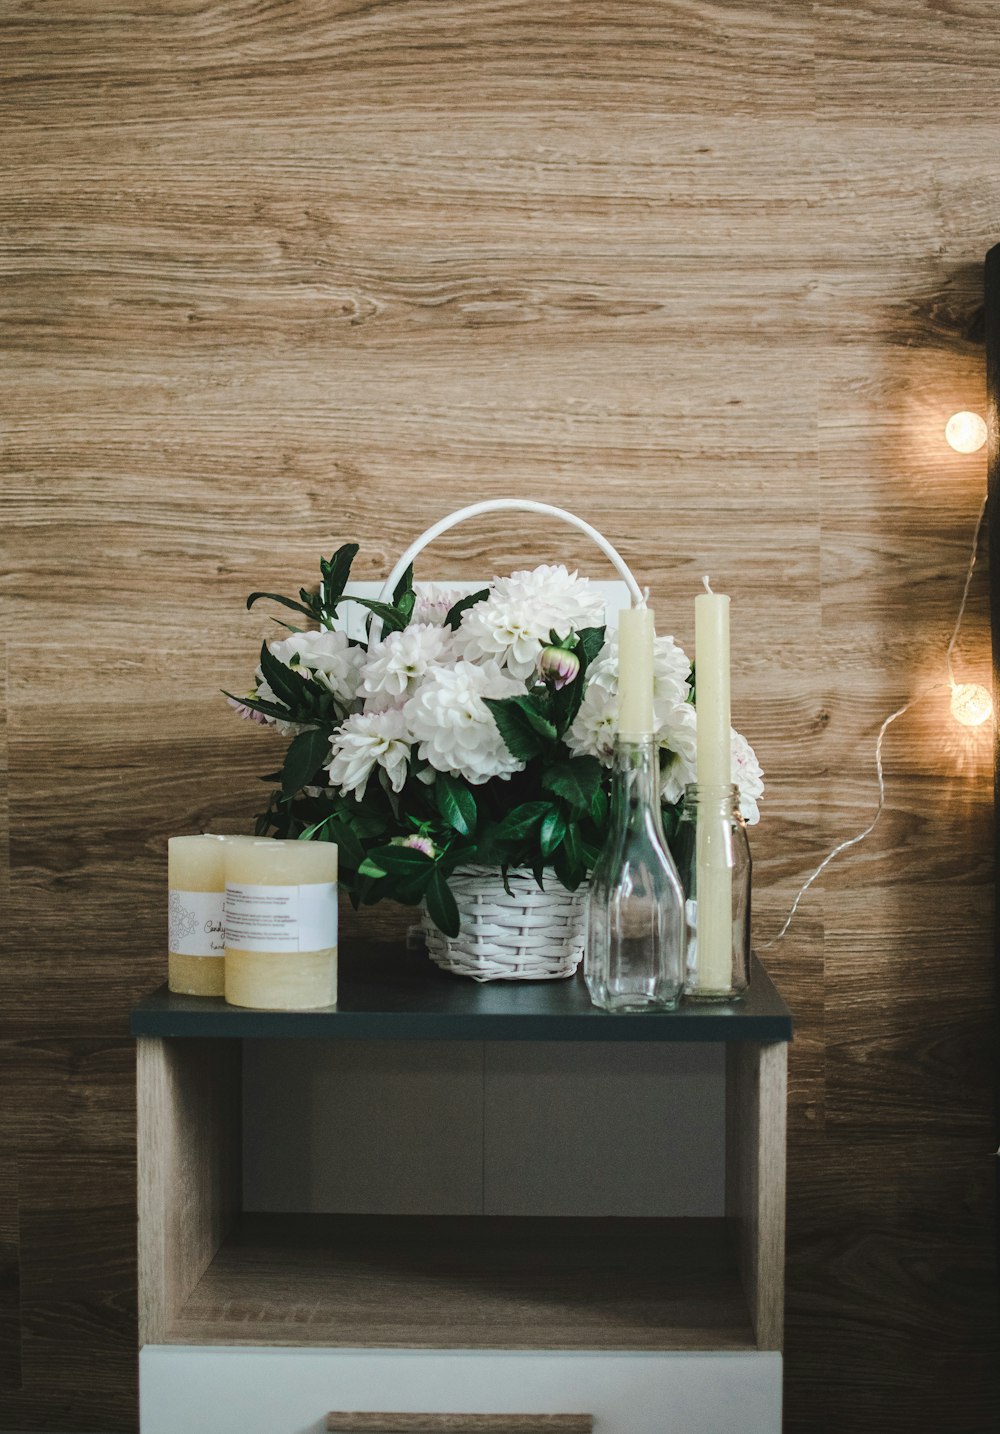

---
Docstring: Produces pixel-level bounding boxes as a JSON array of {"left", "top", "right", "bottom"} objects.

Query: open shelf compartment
[{"left": 135, "top": 943, "right": 790, "bottom": 1358}]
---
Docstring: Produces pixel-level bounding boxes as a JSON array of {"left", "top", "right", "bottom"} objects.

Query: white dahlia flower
[
  {"left": 403, "top": 659, "right": 525, "bottom": 785},
  {"left": 455, "top": 564, "right": 605, "bottom": 679},
  {"left": 498, "top": 564, "right": 606, "bottom": 629},
  {"left": 267, "top": 629, "right": 365, "bottom": 709},
  {"left": 586, "top": 631, "right": 692, "bottom": 716},
  {"left": 326, "top": 708, "right": 411, "bottom": 801},
  {"left": 565, "top": 682, "right": 617, "bottom": 765},
  {"left": 360, "top": 623, "right": 452, "bottom": 706},
  {"left": 657, "top": 700, "right": 698, "bottom": 804},
  {"left": 411, "top": 586, "right": 467, "bottom": 626},
  {"left": 731, "top": 730, "right": 764, "bottom": 826}
]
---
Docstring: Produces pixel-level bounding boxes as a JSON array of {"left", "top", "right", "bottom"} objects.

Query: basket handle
[{"left": 373, "top": 499, "right": 644, "bottom": 641}]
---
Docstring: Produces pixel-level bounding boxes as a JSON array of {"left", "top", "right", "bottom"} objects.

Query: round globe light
[
  {"left": 945, "top": 411, "right": 988, "bottom": 454},
  {"left": 950, "top": 681, "right": 993, "bottom": 727}
]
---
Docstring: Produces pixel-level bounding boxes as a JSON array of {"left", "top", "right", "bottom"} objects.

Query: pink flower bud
[
  {"left": 396, "top": 834, "right": 437, "bottom": 859},
  {"left": 536, "top": 645, "right": 581, "bottom": 690}
]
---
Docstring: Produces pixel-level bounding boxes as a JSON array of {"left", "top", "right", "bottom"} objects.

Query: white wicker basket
[
  {"left": 420, "top": 867, "right": 590, "bottom": 982},
  {"left": 372, "top": 498, "right": 642, "bottom": 983}
]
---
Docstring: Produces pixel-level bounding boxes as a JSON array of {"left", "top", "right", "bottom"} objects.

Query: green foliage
[
  {"left": 444, "top": 588, "right": 490, "bottom": 630},
  {"left": 434, "top": 772, "right": 478, "bottom": 837},
  {"left": 233, "top": 551, "right": 689, "bottom": 938}
]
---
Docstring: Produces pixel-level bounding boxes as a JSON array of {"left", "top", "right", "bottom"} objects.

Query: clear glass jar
[
  {"left": 585, "top": 735, "right": 685, "bottom": 1012},
  {"left": 676, "top": 782, "right": 751, "bottom": 1001}
]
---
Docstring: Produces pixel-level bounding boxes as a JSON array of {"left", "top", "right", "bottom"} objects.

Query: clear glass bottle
[
  {"left": 676, "top": 782, "right": 751, "bottom": 1001},
  {"left": 585, "top": 735, "right": 685, "bottom": 1012}
]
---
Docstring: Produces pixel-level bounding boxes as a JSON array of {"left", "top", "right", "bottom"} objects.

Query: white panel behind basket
[{"left": 336, "top": 580, "right": 631, "bottom": 642}]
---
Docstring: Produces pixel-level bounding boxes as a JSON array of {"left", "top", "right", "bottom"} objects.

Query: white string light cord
[{"left": 760, "top": 490, "right": 989, "bottom": 948}]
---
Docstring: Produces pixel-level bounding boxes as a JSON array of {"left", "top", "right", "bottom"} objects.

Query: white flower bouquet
[{"left": 228, "top": 544, "right": 763, "bottom": 938}]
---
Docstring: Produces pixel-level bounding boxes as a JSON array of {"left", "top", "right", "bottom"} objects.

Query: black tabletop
[{"left": 130, "top": 943, "right": 792, "bottom": 1042}]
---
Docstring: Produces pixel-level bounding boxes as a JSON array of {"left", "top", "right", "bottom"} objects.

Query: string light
[
  {"left": 950, "top": 682, "right": 993, "bottom": 727},
  {"left": 946, "top": 491, "right": 992, "bottom": 726},
  {"left": 763, "top": 416, "right": 990, "bottom": 946},
  {"left": 945, "top": 410, "right": 988, "bottom": 453}
]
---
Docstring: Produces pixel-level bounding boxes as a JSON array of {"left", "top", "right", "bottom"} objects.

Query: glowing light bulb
[
  {"left": 950, "top": 682, "right": 992, "bottom": 727},
  {"left": 945, "top": 411, "right": 987, "bottom": 454}
]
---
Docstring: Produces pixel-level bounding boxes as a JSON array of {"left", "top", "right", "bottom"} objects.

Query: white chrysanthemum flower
[
  {"left": 267, "top": 629, "right": 365, "bottom": 709},
  {"left": 455, "top": 564, "right": 605, "bottom": 679},
  {"left": 411, "top": 587, "right": 467, "bottom": 626},
  {"left": 657, "top": 701, "right": 698, "bottom": 804},
  {"left": 499, "top": 564, "right": 606, "bottom": 629},
  {"left": 586, "top": 632, "right": 692, "bottom": 717},
  {"left": 403, "top": 659, "right": 525, "bottom": 784},
  {"left": 360, "top": 624, "right": 452, "bottom": 705},
  {"left": 565, "top": 682, "right": 617, "bottom": 765},
  {"left": 326, "top": 708, "right": 411, "bottom": 801},
  {"left": 731, "top": 729, "right": 764, "bottom": 826}
]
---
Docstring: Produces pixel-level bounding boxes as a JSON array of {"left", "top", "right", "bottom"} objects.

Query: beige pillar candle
[
  {"left": 168, "top": 835, "right": 228, "bottom": 996},
  {"left": 224, "top": 839, "right": 339, "bottom": 1010},
  {"left": 617, "top": 605, "right": 656, "bottom": 739}
]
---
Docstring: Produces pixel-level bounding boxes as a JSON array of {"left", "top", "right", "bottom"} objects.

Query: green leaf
[
  {"left": 482, "top": 697, "right": 544, "bottom": 762},
  {"left": 590, "top": 785, "right": 608, "bottom": 829},
  {"left": 348, "top": 806, "right": 393, "bottom": 840},
  {"left": 259, "top": 642, "right": 314, "bottom": 713},
  {"left": 320, "top": 543, "right": 360, "bottom": 612},
  {"left": 297, "top": 815, "right": 333, "bottom": 842},
  {"left": 282, "top": 727, "right": 332, "bottom": 796},
  {"left": 508, "top": 695, "right": 558, "bottom": 746},
  {"left": 552, "top": 822, "right": 586, "bottom": 890},
  {"left": 493, "top": 800, "right": 549, "bottom": 847},
  {"left": 434, "top": 772, "right": 477, "bottom": 837},
  {"left": 577, "top": 625, "right": 607, "bottom": 667},
  {"left": 425, "top": 869, "right": 460, "bottom": 938},
  {"left": 366, "top": 843, "right": 437, "bottom": 876},
  {"left": 444, "top": 588, "right": 490, "bottom": 631},
  {"left": 327, "top": 817, "right": 366, "bottom": 869},
  {"left": 539, "top": 807, "right": 567, "bottom": 859},
  {"left": 222, "top": 690, "right": 294, "bottom": 724},
  {"left": 392, "top": 563, "right": 415, "bottom": 607},
  {"left": 246, "top": 591, "right": 317, "bottom": 620},
  {"left": 341, "top": 595, "right": 409, "bottom": 634},
  {"left": 542, "top": 756, "right": 605, "bottom": 813},
  {"left": 358, "top": 856, "right": 388, "bottom": 879}
]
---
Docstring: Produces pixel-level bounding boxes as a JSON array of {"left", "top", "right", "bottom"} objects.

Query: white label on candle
[
  {"left": 168, "top": 890, "right": 226, "bottom": 957},
  {"left": 224, "top": 882, "right": 338, "bottom": 953}
]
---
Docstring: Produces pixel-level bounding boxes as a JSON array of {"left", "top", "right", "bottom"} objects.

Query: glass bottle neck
[
  {"left": 683, "top": 782, "right": 740, "bottom": 821},
  {"left": 610, "top": 736, "right": 664, "bottom": 831}
]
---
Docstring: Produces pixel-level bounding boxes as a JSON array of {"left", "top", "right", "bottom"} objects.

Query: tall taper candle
[
  {"left": 694, "top": 584, "right": 731, "bottom": 785},
  {"left": 693, "top": 582, "right": 734, "bottom": 994},
  {"left": 617, "top": 605, "right": 655, "bottom": 738}
]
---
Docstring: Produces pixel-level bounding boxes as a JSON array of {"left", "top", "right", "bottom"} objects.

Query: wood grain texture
[
  {"left": 726, "top": 1041, "right": 787, "bottom": 1351},
  {"left": 167, "top": 1213, "right": 756, "bottom": 1352},
  {"left": 137, "top": 1037, "right": 241, "bottom": 1346},
  {"left": 1, "top": 0, "right": 998, "bottom": 1429},
  {"left": 0, "top": 1159, "right": 20, "bottom": 1392}
]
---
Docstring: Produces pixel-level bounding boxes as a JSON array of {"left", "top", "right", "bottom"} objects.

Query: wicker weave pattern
[{"left": 421, "top": 867, "right": 589, "bottom": 982}]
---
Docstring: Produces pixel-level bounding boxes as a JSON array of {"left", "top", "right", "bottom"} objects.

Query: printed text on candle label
[
  {"left": 168, "top": 890, "right": 225, "bottom": 958},
  {"left": 224, "top": 882, "right": 338, "bottom": 953}
]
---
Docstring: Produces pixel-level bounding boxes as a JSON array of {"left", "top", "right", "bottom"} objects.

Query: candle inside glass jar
[{"left": 224, "top": 840, "right": 339, "bottom": 1010}]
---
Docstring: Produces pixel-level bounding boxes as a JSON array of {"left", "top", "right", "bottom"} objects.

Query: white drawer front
[{"left": 140, "top": 1346, "right": 782, "bottom": 1434}]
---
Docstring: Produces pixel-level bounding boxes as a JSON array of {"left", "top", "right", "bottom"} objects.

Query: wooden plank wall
[{"left": 1, "top": 2, "right": 997, "bottom": 1429}]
